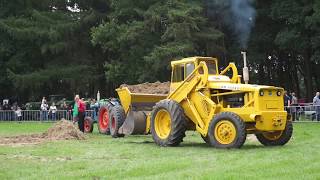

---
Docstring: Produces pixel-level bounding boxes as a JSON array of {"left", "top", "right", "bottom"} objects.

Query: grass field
[{"left": 0, "top": 122, "right": 320, "bottom": 179}]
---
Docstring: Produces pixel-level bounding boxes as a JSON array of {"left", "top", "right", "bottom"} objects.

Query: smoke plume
[{"left": 230, "top": 0, "right": 256, "bottom": 49}]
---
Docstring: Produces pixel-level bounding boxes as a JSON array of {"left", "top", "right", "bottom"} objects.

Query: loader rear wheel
[
  {"left": 84, "top": 117, "right": 94, "bottom": 133},
  {"left": 255, "top": 121, "right": 293, "bottom": 146},
  {"left": 208, "top": 112, "right": 246, "bottom": 148},
  {"left": 151, "top": 100, "right": 187, "bottom": 146},
  {"left": 109, "top": 105, "right": 125, "bottom": 138},
  {"left": 98, "top": 103, "right": 113, "bottom": 135}
]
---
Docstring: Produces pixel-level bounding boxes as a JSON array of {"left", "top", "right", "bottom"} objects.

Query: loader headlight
[
  {"left": 259, "top": 90, "right": 264, "bottom": 96},
  {"left": 277, "top": 91, "right": 281, "bottom": 96}
]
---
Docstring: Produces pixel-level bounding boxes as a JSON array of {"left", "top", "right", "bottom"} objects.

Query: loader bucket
[
  {"left": 116, "top": 87, "right": 167, "bottom": 135},
  {"left": 118, "top": 111, "right": 146, "bottom": 135}
]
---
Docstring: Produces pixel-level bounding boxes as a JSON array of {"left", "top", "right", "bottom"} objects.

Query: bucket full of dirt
[
  {"left": 120, "top": 81, "right": 170, "bottom": 94},
  {"left": 0, "top": 119, "right": 85, "bottom": 146}
]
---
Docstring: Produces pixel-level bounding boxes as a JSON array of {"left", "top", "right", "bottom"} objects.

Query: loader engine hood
[
  {"left": 208, "top": 75, "right": 231, "bottom": 82},
  {"left": 208, "top": 81, "right": 283, "bottom": 92}
]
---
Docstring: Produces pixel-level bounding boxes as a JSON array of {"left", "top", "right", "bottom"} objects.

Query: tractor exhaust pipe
[{"left": 241, "top": 51, "right": 249, "bottom": 84}]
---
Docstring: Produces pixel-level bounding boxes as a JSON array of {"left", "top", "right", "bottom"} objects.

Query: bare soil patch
[
  {"left": 120, "top": 81, "right": 170, "bottom": 94},
  {"left": 0, "top": 120, "right": 85, "bottom": 146}
]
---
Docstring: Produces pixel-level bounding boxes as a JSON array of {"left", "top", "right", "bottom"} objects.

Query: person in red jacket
[{"left": 75, "top": 95, "right": 86, "bottom": 132}]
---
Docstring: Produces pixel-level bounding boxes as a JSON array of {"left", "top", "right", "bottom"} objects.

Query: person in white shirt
[
  {"left": 40, "top": 101, "right": 48, "bottom": 121},
  {"left": 15, "top": 106, "right": 22, "bottom": 121},
  {"left": 290, "top": 92, "right": 298, "bottom": 121},
  {"left": 49, "top": 103, "right": 57, "bottom": 121},
  {"left": 313, "top": 92, "right": 320, "bottom": 121}
]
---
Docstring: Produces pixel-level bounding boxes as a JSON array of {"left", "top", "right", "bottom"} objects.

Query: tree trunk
[{"left": 303, "top": 49, "right": 313, "bottom": 101}]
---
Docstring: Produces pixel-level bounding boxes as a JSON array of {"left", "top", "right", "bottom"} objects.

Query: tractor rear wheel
[
  {"left": 207, "top": 112, "right": 246, "bottom": 148},
  {"left": 151, "top": 100, "right": 187, "bottom": 146},
  {"left": 255, "top": 121, "right": 293, "bottom": 146},
  {"left": 98, "top": 103, "right": 113, "bottom": 135},
  {"left": 109, "top": 105, "right": 125, "bottom": 138},
  {"left": 84, "top": 116, "right": 94, "bottom": 133}
]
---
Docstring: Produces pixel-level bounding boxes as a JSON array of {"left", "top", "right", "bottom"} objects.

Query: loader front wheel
[
  {"left": 255, "top": 121, "right": 293, "bottom": 146},
  {"left": 201, "top": 135, "right": 210, "bottom": 144},
  {"left": 208, "top": 112, "right": 246, "bottom": 148},
  {"left": 151, "top": 100, "right": 187, "bottom": 146},
  {"left": 109, "top": 105, "right": 125, "bottom": 138}
]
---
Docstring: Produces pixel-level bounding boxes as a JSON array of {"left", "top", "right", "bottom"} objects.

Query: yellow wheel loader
[{"left": 110, "top": 56, "right": 292, "bottom": 148}]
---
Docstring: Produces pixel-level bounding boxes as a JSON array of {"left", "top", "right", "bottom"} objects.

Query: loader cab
[{"left": 170, "top": 57, "right": 219, "bottom": 92}]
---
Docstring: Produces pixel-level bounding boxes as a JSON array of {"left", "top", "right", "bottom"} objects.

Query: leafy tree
[{"left": 91, "top": 0, "right": 224, "bottom": 85}]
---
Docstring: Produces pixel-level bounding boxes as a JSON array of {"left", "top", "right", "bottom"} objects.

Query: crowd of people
[
  {"left": 40, "top": 97, "right": 68, "bottom": 121},
  {"left": 0, "top": 101, "right": 23, "bottom": 121}
]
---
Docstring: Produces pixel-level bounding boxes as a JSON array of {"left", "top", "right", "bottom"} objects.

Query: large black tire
[
  {"left": 255, "top": 121, "right": 293, "bottom": 146},
  {"left": 207, "top": 112, "right": 246, "bottom": 148},
  {"left": 98, "top": 103, "right": 113, "bottom": 135},
  {"left": 84, "top": 116, "right": 94, "bottom": 133},
  {"left": 109, "top": 105, "right": 125, "bottom": 138},
  {"left": 150, "top": 99, "right": 187, "bottom": 147},
  {"left": 201, "top": 135, "right": 210, "bottom": 144}
]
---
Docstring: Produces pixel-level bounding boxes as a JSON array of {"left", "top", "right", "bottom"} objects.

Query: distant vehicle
[{"left": 25, "top": 102, "right": 41, "bottom": 110}]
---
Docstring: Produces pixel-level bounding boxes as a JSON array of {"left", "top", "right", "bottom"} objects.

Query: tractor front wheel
[
  {"left": 207, "top": 112, "right": 246, "bottom": 148},
  {"left": 255, "top": 121, "right": 293, "bottom": 146},
  {"left": 84, "top": 116, "right": 94, "bottom": 133},
  {"left": 150, "top": 100, "right": 187, "bottom": 146}
]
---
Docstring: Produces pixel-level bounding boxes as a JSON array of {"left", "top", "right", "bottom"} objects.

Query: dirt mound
[
  {"left": 45, "top": 119, "right": 85, "bottom": 140},
  {"left": 0, "top": 119, "right": 85, "bottom": 146},
  {"left": 120, "top": 81, "right": 170, "bottom": 94}
]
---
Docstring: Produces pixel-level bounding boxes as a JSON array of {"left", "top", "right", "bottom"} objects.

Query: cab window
[
  {"left": 172, "top": 65, "right": 184, "bottom": 82},
  {"left": 199, "top": 60, "right": 217, "bottom": 74},
  {"left": 185, "top": 63, "right": 195, "bottom": 77}
]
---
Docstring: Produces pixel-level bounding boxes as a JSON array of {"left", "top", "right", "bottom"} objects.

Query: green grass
[{"left": 0, "top": 122, "right": 320, "bottom": 179}]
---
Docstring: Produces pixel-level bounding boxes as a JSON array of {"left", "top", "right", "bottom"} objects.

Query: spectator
[
  {"left": 284, "top": 91, "right": 291, "bottom": 112},
  {"left": 313, "top": 92, "right": 320, "bottom": 121},
  {"left": 41, "top": 97, "right": 46, "bottom": 104},
  {"left": 72, "top": 103, "right": 78, "bottom": 123},
  {"left": 3, "top": 101, "right": 11, "bottom": 121},
  {"left": 290, "top": 92, "right": 298, "bottom": 121},
  {"left": 15, "top": 106, "right": 22, "bottom": 122},
  {"left": 40, "top": 101, "right": 48, "bottom": 121},
  {"left": 49, "top": 103, "right": 57, "bottom": 121},
  {"left": 11, "top": 103, "right": 18, "bottom": 121}
]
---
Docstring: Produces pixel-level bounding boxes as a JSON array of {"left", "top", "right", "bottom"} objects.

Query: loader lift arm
[
  {"left": 167, "top": 62, "right": 218, "bottom": 136},
  {"left": 168, "top": 61, "right": 209, "bottom": 102}
]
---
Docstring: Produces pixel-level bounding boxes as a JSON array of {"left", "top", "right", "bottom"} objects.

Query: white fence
[
  {"left": 0, "top": 110, "right": 95, "bottom": 122},
  {"left": 286, "top": 104, "right": 320, "bottom": 122}
]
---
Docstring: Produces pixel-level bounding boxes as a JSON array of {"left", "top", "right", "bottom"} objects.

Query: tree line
[{"left": 0, "top": 0, "right": 319, "bottom": 102}]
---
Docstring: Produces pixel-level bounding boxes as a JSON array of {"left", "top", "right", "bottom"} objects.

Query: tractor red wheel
[
  {"left": 98, "top": 104, "right": 113, "bottom": 134},
  {"left": 84, "top": 116, "right": 94, "bottom": 133}
]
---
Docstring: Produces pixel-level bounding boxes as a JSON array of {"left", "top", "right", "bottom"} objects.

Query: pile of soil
[
  {"left": 120, "top": 81, "right": 170, "bottom": 94},
  {"left": 45, "top": 120, "right": 85, "bottom": 140},
  {"left": 0, "top": 119, "right": 85, "bottom": 146}
]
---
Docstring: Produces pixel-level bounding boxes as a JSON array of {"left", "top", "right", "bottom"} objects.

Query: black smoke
[{"left": 230, "top": 0, "right": 256, "bottom": 49}]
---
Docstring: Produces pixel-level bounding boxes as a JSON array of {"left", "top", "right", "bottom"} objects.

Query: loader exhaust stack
[{"left": 241, "top": 51, "right": 249, "bottom": 84}]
